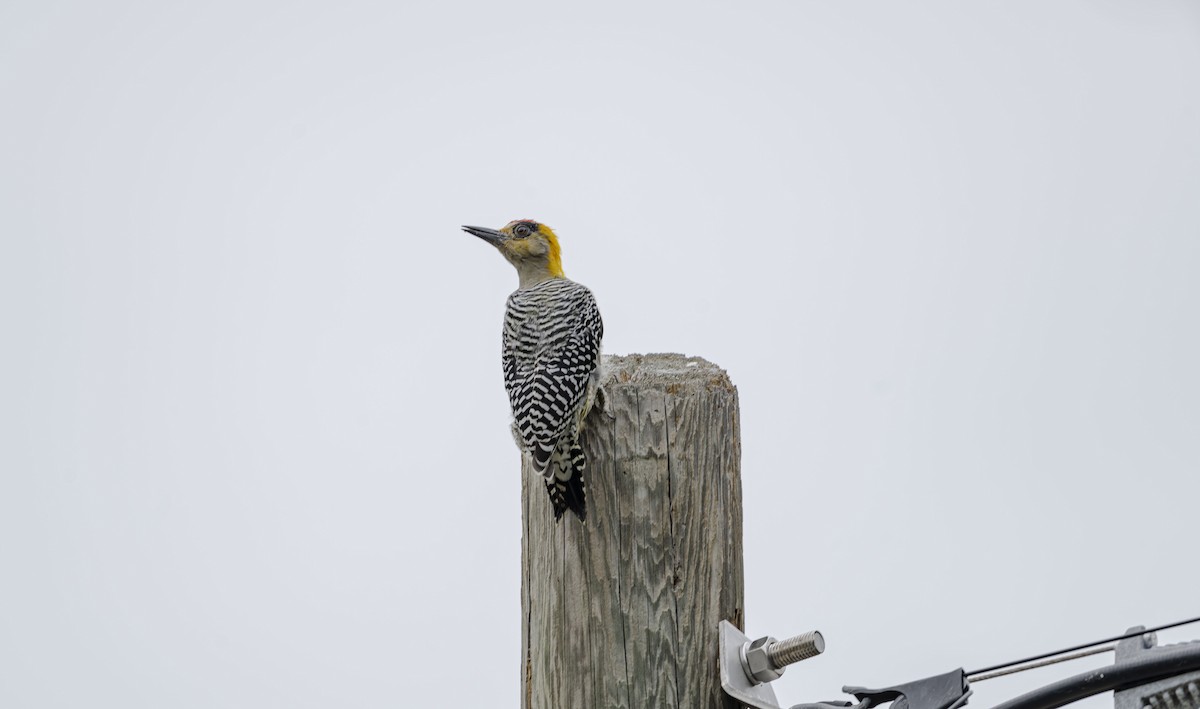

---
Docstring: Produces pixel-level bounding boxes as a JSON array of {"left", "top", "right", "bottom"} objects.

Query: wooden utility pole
[{"left": 520, "top": 353, "right": 744, "bottom": 709}]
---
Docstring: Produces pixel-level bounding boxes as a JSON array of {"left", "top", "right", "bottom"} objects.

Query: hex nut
[{"left": 741, "top": 636, "right": 784, "bottom": 683}]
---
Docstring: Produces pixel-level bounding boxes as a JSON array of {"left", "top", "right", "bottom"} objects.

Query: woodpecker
[{"left": 463, "top": 220, "right": 603, "bottom": 522}]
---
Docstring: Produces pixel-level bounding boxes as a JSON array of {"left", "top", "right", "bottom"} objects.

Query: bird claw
[{"left": 594, "top": 384, "right": 616, "bottom": 420}]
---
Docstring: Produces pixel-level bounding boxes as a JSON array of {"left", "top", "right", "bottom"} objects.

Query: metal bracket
[
  {"left": 719, "top": 620, "right": 826, "bottom": 709},
  {"left": 1113, "top": 626, "right": 1200, "bottom": 709}
]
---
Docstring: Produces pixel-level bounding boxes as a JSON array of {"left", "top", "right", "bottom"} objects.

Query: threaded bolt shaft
[{"left": 768, "top": 630, "right": 825, "bottom": 668}]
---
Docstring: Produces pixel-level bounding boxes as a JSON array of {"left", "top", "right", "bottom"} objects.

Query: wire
[
  {"left": 968, "top": 644, "right": 1115, "bottom": 682},
  {"left": 965, "top": 615, "right": 1200, "bottom": 678},
  {"left": 989, "top": 643, "right": 1200, "bottom": 709}
]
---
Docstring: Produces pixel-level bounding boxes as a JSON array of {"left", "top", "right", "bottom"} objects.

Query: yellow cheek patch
[{"left": 537, "top": 225, "right": 565, "bottom": 278}]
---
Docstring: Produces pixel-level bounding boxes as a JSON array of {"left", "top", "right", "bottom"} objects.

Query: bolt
[
  {"left": 769, "top": 630, "right": 825, "bottom": 667},
  {"left": 740, "top": 630, "right": 825, "bottom": 684}
]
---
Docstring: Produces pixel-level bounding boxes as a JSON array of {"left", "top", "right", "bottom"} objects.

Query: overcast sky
[{"left": 2, "top": 1, "right": 1198, "bottom": 707}]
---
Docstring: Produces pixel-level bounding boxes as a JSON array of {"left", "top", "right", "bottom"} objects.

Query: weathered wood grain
[{"left": 520, "top": 353, "right": 744, "bottom": 709}]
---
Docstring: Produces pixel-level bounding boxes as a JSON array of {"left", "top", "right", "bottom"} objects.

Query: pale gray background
[{"left": 2, "top": 1, "right": 1198, "bottom": 707}]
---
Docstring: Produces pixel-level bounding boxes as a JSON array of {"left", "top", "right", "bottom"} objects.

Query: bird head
[{"left": 462, "top": 219, "right": 565, "bottom": 280}]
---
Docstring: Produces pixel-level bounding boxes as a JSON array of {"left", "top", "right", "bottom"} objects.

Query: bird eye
[{"left": 514, "top": 223, "right": 532, "bottom": 237}]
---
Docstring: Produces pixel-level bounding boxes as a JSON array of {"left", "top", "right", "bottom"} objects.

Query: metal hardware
[
  {"left": 793, "top": 669, "right": 971, "bottom": 709},
  {"left": 1113, "top": 626, "right": 1200, "bottom": 709},
  {"left": 719, "top": 620, "right": 826, "bottom": 709}
]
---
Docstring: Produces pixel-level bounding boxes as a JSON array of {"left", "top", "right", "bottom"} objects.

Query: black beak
[{"left": 462, "top": 225, "right": 505, "bottom": 246}]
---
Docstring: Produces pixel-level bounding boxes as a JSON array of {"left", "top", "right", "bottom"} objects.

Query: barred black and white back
[{"left": 503, "top": 277, "right": 604, "bottom": 521}]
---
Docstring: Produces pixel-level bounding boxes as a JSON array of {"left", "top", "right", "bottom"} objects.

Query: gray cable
[{"left": 968, "top": 645, "right": 1116, "bottom": 682}]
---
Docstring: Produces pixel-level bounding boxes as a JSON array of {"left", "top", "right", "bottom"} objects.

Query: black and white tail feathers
[{"left": 544, "top": 440, "right": 587, "bottom": 522}]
